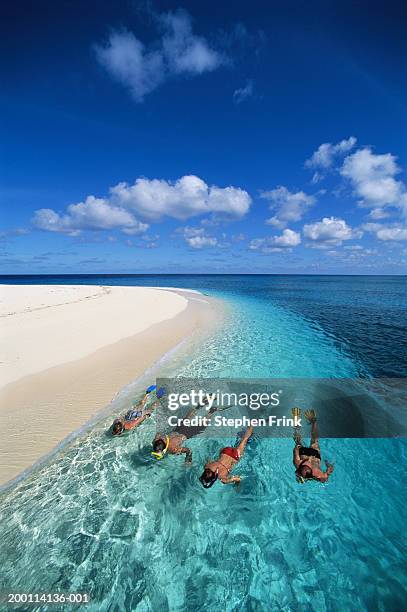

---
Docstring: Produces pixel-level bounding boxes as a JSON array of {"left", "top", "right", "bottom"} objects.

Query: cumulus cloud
[
  {"left": 303, "top": 216, "right": 362, "bottom": 247},
  {"left": 305, "top": 136, "right": 357, "bottom": 170},
  {"left": 95, "top": 9, "right": 224, "bottom": 102},
  {"left": 179, "top": 226, "right": 218, "bottom": 248},
  {"left": 363, "top": 222, "right": 407, "bottom": 241},
  {"left": 340, "top": 148, "right": 407, "bottom": 216},
  {"left": 33, "top": 196, "right": 148, "bottom": 236},
  {"left": 249, "top": 229, "right": 301, "bottom": 253},
  {"left": 261, "top": 186, "right": 315, "bottom": 229},
  {"left": 376, "top": 227, "right": 407, "bottom": 241},
  {"left": 33, "top": 175, "right": 250, "bottom": 235},
  {"left": 110, "top": 175, "right": 251, "bottom": 221},
  {"left": 233, "top": 80, "right": 253, "bottom": 104}
]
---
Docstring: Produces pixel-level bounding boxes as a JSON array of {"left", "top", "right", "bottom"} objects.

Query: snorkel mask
[
  {"left": 151, "top": 435, "right": 170, "bottom": 460},
  {"left": 112, "top": 420, "right": 124, "bottom": 436},
  {"left": 296, "top": 467, "right": 313, "bottom": 483},
  {"left": 199, "top": 468, "right": 219, "bottom": 489}
]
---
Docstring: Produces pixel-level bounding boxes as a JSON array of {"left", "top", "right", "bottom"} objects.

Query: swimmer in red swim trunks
[{"left": 199, "top": 425, "right": 253, "bottom": 488}]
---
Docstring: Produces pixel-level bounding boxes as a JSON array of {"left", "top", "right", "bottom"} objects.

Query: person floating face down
[
  {"left": 199, "top": 425, "right": 253, "bottom": 488},
  {"left": 292, "top": 408, "right": 334, "bottom": 483},
  {"left": 151, "top": 395, "right": 217, "bottom": 463},
  {"left": 112, "top": 390, "right": 159, "bottom": 436}
]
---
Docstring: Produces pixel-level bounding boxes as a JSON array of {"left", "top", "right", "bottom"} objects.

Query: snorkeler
[
  {"left": 199, "top": 425, "right": 253, "bottom": 488},
  {"left": 151, "top": 397, "right": 218, "bottom": 463},
  {"left": 111, "top": 386, "right": 164, "bottom": 436},
  {"left": 292, "top": 408, "right": 334, "bottom": 483}
]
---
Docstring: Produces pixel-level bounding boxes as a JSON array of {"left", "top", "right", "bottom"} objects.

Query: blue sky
[{"left": 1, "top": 0, "right": 407, "bottom": 274}]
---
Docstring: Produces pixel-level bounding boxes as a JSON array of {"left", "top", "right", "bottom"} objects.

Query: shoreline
[{"left": 0, "top": 285, "right": 220, "bottom": 488}]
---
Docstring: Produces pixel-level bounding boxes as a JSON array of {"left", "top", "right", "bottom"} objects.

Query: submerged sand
[{"left": 0, "top": 285, "right": 217, "bottom": 486}]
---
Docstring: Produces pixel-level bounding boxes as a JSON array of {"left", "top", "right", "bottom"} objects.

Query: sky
[{"left": 1, "top": 0, "right": 407, "bottom": 274}]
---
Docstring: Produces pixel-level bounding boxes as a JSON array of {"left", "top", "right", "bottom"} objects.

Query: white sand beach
[{"left": 0, "top": 285, "right": 216, "bottom": 486}]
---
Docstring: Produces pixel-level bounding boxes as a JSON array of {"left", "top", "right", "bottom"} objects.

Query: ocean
[{"left": 0, "top": 275, "right": 406, "bottom": 611}]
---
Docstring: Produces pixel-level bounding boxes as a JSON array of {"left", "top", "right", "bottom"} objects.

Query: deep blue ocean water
[{"left": 0, "top": 275, "right": 406, "bottom": 611}]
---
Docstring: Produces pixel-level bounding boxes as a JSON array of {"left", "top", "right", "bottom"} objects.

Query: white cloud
[
  {"left": 376, "top": 227, "right": 407, "bottom": 241},
  {"left": 363, "top": 222, "right": 407, "bottom": 241},
  {"left": 305, "top": 136, "right": 357, "bottom": 170},
  {"left": 126, "top": 234, "right": 159, "bottom": 248},
  {"left": 179, "top": 226, "right": 218, "bottom": 248},
  {"left": 110, "top": 175, "right": 251, "bottom": 221},
  {"left": 187, "top": 235, "right": 218, "bottom": 248},
  {"left": 303, "top": 216, "right": 362, "bottom": 247},
  {"left": 273, "top": 228, "right": 301, "bottom": 247},
  {"left": 95, "top": 9, "right": 224, "bottom": 102},
  {"left": 310, "top": 172, "right": 323, "bottom": 184},
  {"left": 340, "top": 148, "right": 407, "bottom": 215},
  {"left": 261, "top": 186, "right": 315, "bottom": 229},
  {"left": 33, "top": 175, "right": 250, "bottom": 235},
  {"left": 161, "top": 11, "right": 222, "bottom": 74},
  {"left": 327, "top": 246, "right": 378, "bottom": 263},
  {"left": 368, "top": 207, "right": 390, "bottom": 220},
  {"left": 361, "top": 222, "right": 381, "bottom": 232},
  {"left": 233, "top": 80, "right": 253, "bottom": 104},
  {"left": 249, "top": 229, "right": 301, "bottom": 253},
  {"left": 33, "top": 196, "right": 148, "bottom": 236},
  {"left": 95, "top": 31, "right": 165, "bottom": 102}
]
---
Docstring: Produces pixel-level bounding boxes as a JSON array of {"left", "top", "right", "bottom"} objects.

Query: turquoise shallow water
[{"left": 0, "top": 275, "right": 406, "bottom": 611}]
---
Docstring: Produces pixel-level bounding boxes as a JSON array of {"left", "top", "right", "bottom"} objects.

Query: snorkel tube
[
  {"left": 151, "top": 435, "right": 170, "bottom": 460},
  {"left": 296, "top": 465, "right": 313, "bottom": 483}
]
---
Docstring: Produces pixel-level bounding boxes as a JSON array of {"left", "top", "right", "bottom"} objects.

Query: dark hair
[
  {"left": 199, "top": 468, "right": 218, "bottom": 489},
  {"left": 153, "top": 439, "right": 166, "bottom": 453},
  {"left": 112, "top": 421, "right": 124, "bottom": 436},
  {"left": 299, "top": 464, "right": 313, "bottom": 479}
]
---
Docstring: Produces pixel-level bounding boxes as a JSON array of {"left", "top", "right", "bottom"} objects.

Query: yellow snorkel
[{"left": 151, "top": 435, "right": 170, "bottom": 460}]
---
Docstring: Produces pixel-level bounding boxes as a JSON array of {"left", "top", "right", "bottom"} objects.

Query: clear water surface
[{"left": 0, "top": 275, "right": 406, "bottom": 611}]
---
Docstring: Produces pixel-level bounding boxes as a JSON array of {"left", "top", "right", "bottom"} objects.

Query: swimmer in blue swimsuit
[{"left": 112, "top": 389, "right": 160, "bottom": 436}]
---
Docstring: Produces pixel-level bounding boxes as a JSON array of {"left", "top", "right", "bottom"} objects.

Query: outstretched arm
[
  {"left": 293, "top": 444, "right": 301, "bottom": 467},
  {"left": 305, "top": 410, "right": 319, "bottom": 448},
  {"left": 310, "top": 419, "right": 319, "bottom": 447},
  {"left": 317, "top": 471, "right": 330, "bottom": 483},
  {"left": 128, "top": 400, "right": 160, "bottom": 429},
  {"left": 221, "top": 475, "right": 241, "bottom": 485},
  {"left": 236, "top": 425, "right": 253, "bottom": 457},
  {"left": 125, "top": 413, "right": 149, "bottom": 430},
  {"left": 179, "top": 446, "right": 193, "bottom": 463},
  {"left": 314, "top": 463, "right": 334, "bottom": 482}
]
